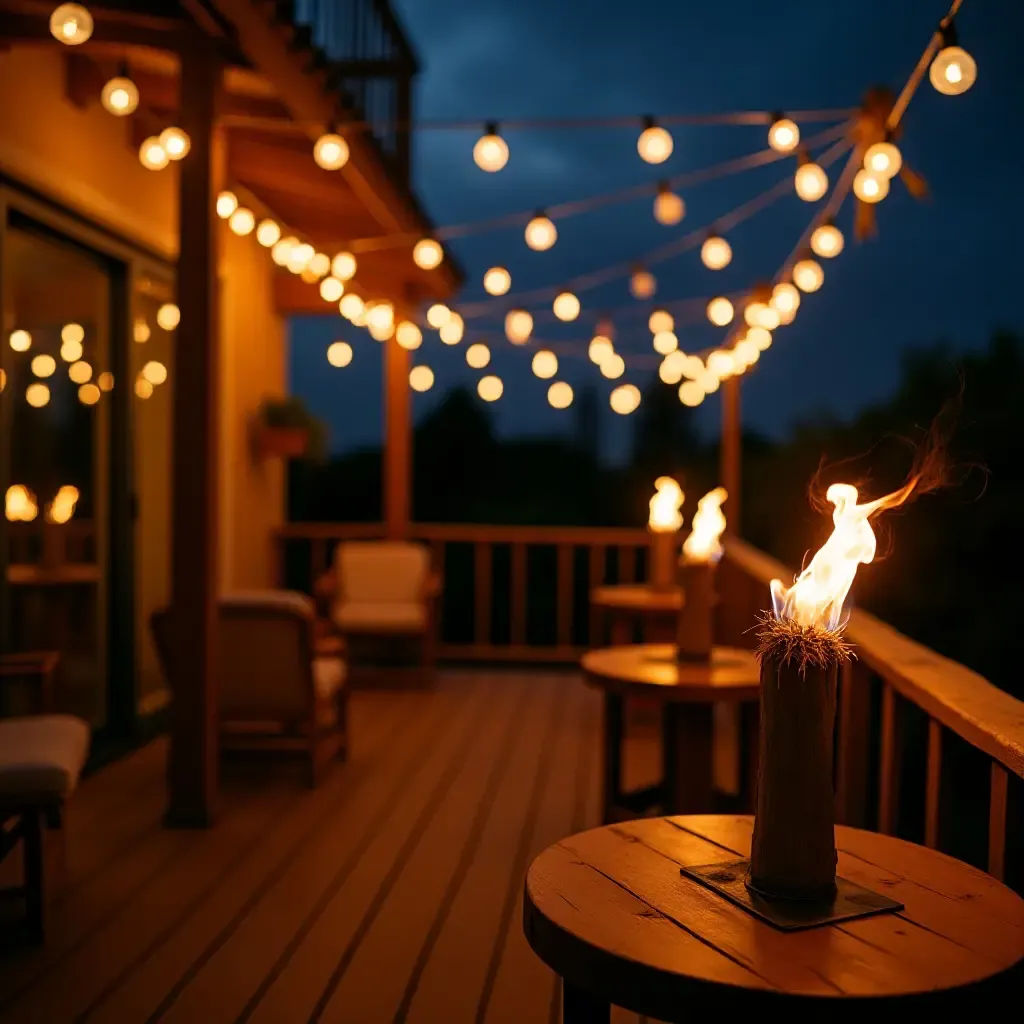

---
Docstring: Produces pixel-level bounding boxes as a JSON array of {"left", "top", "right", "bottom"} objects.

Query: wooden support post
[
  {"left": 720, "top": 375, "right": 741, "bottom": 535},
  {"left": 384, "top": 338, "right": 411, "bottom": 539},
  {"left": 166, "top": 40, "right": 223, "bottom": 828}
]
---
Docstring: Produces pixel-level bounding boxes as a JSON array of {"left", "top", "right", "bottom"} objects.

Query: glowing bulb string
[{"left": 342, "top": 120, "right": 852, "bottom": 254}]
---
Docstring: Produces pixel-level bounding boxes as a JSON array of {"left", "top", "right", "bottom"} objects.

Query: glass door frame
[{"left": 0, "top": 180, "right": 175, "bottom": 749}]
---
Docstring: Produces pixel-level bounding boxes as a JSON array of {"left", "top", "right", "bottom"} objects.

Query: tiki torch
[
  {"left": 647, "top": 477, "right": 683, "bottom": 592},
  {"left": 676, "top": 487, "right": 727, "bottom": 662}
]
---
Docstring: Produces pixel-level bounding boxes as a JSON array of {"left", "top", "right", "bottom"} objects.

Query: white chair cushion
[
  {"left": 0, "top": 715, "right": 90, "bottom": 805},
  {"left": 336, "top": 542, "right": 428, "bottom": 605},
  {"left": 312, "top": 656, "right": 346, "bottom": 700},
  {"left": 334, "top": 601, "right": 427, "bottom": 633}
]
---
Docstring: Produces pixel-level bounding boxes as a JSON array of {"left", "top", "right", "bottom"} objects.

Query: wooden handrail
[
  {"left": 276, "top": 522, "right": 651, "bottom": 546},
  {"left": 724, "top": 536, "right": 1024, "bottom": 780}
]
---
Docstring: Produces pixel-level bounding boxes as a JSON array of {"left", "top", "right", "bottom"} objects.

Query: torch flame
[
  {"left": 682, "top": 486, "right": 728, "bottom": 563},
  {"left": 46, "top": 485, "right": 79, "bottom": 525},
  {"left": 6, "top": 485, "right": 38, "bottom": 522},
  {"left": 648, "top": 477, "right": 684, "bottom": 533},
  {"left": 770, "top": 477, "right": 919, "bottom": 631}
]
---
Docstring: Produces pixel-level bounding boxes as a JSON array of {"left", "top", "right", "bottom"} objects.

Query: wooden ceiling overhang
[{"left": 0, "top": 0, "right": 460, "bottom": 313}]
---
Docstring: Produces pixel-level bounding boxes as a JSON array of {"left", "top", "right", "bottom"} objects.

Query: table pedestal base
[{"left": 680, "top": 859, "right": 904, "bottom": 931}]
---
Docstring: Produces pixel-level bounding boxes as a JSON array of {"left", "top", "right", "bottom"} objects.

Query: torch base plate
[{"left": 679, "top": 859, "right": 903, "bottom": 931}]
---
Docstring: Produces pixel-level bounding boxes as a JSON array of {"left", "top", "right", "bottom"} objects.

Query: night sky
[{"left": 289, "top": 0, "right": 1024, "bottom": 463}]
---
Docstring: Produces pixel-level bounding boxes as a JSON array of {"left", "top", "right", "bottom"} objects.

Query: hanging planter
[{"left": 254, "top": 396, "right": 327, "bottom": 462}]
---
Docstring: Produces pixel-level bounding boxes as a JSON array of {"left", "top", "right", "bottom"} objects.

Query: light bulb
[
  {"left": 133, "top": 319, "right": 150, "bottom": 344},
  {"left": 62, "top": 339, "right": 84, "bottom": 361},
  {"left": 466, "top": 343, "right": 490, "bottom": 369},
  {"left": 744, "top": 301, "right": 768, "bottom": 328},
  {"left": 413, "top": 238, "right": 444, "bottom": 270},
  {"left": 154, "top": 303, "right": 179, "bottom": 331},
  {"left": 748, "top": 326, "right": 772, "bottom": 351},
  {"left": 61, "top": 323, "right": 84, "bottom": 345},
  {"left": 588, "top": 335, "right": 613, "bottom": 365},
  {"left": 26, "top": 383, "right": 51, "bottom": 408},
  {"left": 601, "top": 353, "right": 625, "bottom": 379},
  {"left": 768, "top": 116, "right": 800, "bottom": 154},
  {"left": 409, "top": 365, "right": 434, "bottom": 392},
  {"left": 810, "top": 222, "right": 844, "bottom": 258},
  {"left": 706, "top": 297, "right": 734, "bottom": 326},
  {"left": 477, "top": 375, "right": 503, "bottom": 402},
  {"left": 930, "top": 45, "right": 976, "bottom": 96},
  {"left": 339, "top": 293, "right": 365, "bottom": 320},
  {"left": 319, "top": 277, "right": 344, "bottom": 302},
  {"left": 770, "top": 282, "right": 801, "bottom": 317},
  {"left": 548, "top": 382, "right": 573, "bottom": 409},
  {"left": 69, "top": 360, "right": 92, "bottom": 383},
  {"left": 271, "top": 237, "right": 296, "bottom": 266},
  {"left": 637, "top": 122, "right": 673, "bottom": 164},
  {"left": 135, "top": 377, "right": 153, "bottom": 399},
  {"left": 864, "top": 141, "right": 902, "bottom": 179},
  {"left": 793, "top": 258, "right": 824, "bottom": 293},
  {"left": 327, "top": 341, "right": 353, "bottom": 367},
  {"left": 309, "top": 252, "right": 331, "bottom": 278},
  {"left": 659, "top": 357, "right": 683, "bottom": 385},
  {"left": 853, "top": 168, "right": 889, "bottom": 204},
  {"left": 652, "top": 331, "right": 678, "bottom": 355},
  {"left": 331, "top": 251, "right": 357, "bottom": 281},
  {"left": 256, "top": 219, "right": 280, "bottom": 247},
  {"left": 707, "top": 349, "right": 735, "bottom": 378},
  {"left": 98, "top": 371, "right": 114, "bottom": 391},
  {"left": 525, "top": 214, "right": 557, "bottom": 251},
  {"left": 9, "top": 329, "right": 32, "bottom": 352},
  {"left": 701, "top": 235, "right": 732, "bottom": 270},
  {"left": 314, "top": 132, "right": 349, "bottom": 170},
  {"left": 505, "top": 310, "right": 533, "bottom": 344},
  {"left": 368, "top": 320, "right": 393, "bottom": 342},
  {"left": 396, "top": 321, "right": 423, "bottom": 350},
  {"left": 287, "top": 243, "right": 314, "bottom": 275},
  {"left": 79, "top": 383, "right": 101, "bottom": 405},
  {"left": 439, "top": 312, "right": 463, "bottom": 344},
  {"left": 216, "top": 191, "right": 237, "bottom": 218},
  {"left": 653, "top": 187, "right": 684, "bottom": 226},
  {"left": 678, "top": 380, "right": 704, "bottom": 407},
  {"left": 630, "top": 269, "right": 656, "bottom": 299},
  {"left": 473, "top": 126, "right": 509, "bottom": 172},
  {"left": 300, "top": 267, "right": 319, "bottom": 284},
  {"left": 50, "top": 4, "right": 93, "bottom": 44},
  {"left": 229, "top": 207, "right": 255, "bottom": 236},
  {"left": 101, "top": 76, "right": 139, "bottom": 116},
  {"left": 366, "top": 302, "right": 394, "bottom": 332},
  {"left": 142, "top": 360, "right": 167, "bottom": 385},
  {"left": 795, "top": 160, "right": 828, "bottom": 202},
  {"left": 483, "top": 267, "right": 511, "bottom": 296},
  {"left": 681, "top": 354, "right": 705, "bottom": 380},
  {"left": 159, "top": 127, "right": 190, "bottom": 160},
  {"left": 734, "top": 339, "right": 759, "bottom": 366},
  {"left": 553, "top": 291, "right": 580, "bottom": 321},
  {"left": 532, "top": 350, "right": 558, "bottom": 379},
  {"left": 139, "top": 137, "right": 169, "bottom": 171},
  {"left": 610, "top": 384, "right": 641, "bottom": 415},
  {"left": 426, "top": 303, "right": 451, "bottom": 329},
  {"left": 31, "top": 354, "right": 56, "bottom": 378}
]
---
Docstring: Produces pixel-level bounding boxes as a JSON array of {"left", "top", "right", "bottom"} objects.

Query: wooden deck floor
[{"left": 0, "top": 669, "right": 663, "bottom": 1024}]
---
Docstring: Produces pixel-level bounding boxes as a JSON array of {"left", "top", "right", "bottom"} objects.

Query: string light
[
  {"left": 409, "top": 365, "right": 435, "bottom": 392},
  {"left": 770, "top": 282, "right": 800, "bottom": 318},
  {"left": 287, "top": 243, "right": 314, "bottom": 274},
  {"left": 637, "top": 118, "right": 673, "bottom": 164},
  {"left": 630, "top": 268, "right": 656, "bottom": 299},
  {"left": 768, "top": 115, "right": 800, "bottom": 154},
  {"left": 368, "top": 320, "right": 393, "bottom": 341},
  {"left": 331, "top": 251, "right": 357, "bottom": 281},
  {"left": 50, "top": 4, "right": 93, "bottom": 44},
  {"left": 135, "top": 377, "right": 153, "bottom": 399},
  {"left": 793, "top": 257, "right": 824, "bottom": 293},
  {"left": 748, "top": 326, "right": 772, "bottom": 351},
  {"left": 601, "top": 353, "right": 625, "bottom": 379},
  {"left": 706, "top": 296, "right": 734, "bottom": 326},
  {"left": 31, "top": 355, "right": 56, "bottom": 378},
  {"left": 483, "top": 267, "right": 511, "bottom": 296},
  {"left": 707, "top": 349, "right": 735, "bottom": 377},
  {"left": 314, "top": 131, "right": 349, "bottom": 170},
  {"left": 678, "top": 380, "right": 704, "bottom": 407},
  {"left": 810, "top": 220, "right": 844, "bottom": 258},
  {"left": 142, "top": 360, "right": 167, "bottom": 385},
  {"left": 701, "top": 234, "right": 732, "bottom": 271},
  {"left": 101, "top": 75, "right": 139, "bottom": 116},
  {"left": 413, "top": 238, "right": 444, "bottom": 270},
  {"left": 133, "top": 319, "right": 150, "bottom": 344},
  {"left": 610, "top": 384, "right": 641, "bottom": 415},
  {"left": 682, "top": 354, "right": 705, "bottom": 379},
  {"left": 427, "top": 303, "right": 451, "bottom": 329},
  {"left": 62, "top": 339, "right": 84, "bottom": 361},
  {"left": 139, "top": 137, "right": 169, "bottom": 171},
  {"left": 61, "top": 323, "right": 84, "bottom": 345},
  {"left": 864, "top": 141, "right": 902, "bottom": 179},
  {"left": 525, "top": 212, "right": 557, "bottom": 251},
  {"left": 734, "top": 338, "right": 759, "bottom": 366},
  {"left": 439, "top": 312, "right": 464, "bottom": 344},
  {"left": 366, "top": 302, "right": 395, "bottom": 332},
  {"left": 157, "top": 302, "right": 180, "bottom": 330},
  {"left": 300, "top": 267, "right": 319, "bottom": 284},
  {"left": 505, "top": 309, "right": 533, "bottom": 344},
  {"left": 653, "top": 182, "right": 685, "bottom": 226},
  {"left": 653, "top": 331, "right": 678, "bottom": 355},
  {"left": 473, "top": 123, "right": 509, "bottom": 172},
  {"left": 309, "top": 252, "right": 331, "bottom": 278},
  {"left": 98, "top": 371, "right": 114, "bottom": 391},
  {"left": 853, "top": 168, "right": 889, "bottom": 203},
  {"left": 553, "top": 291, "right": 580, "bottom": 321},
  {"left": 10, "top": 330, "right": 32, "bottom": 352},
  {"left": 648, "top": 309, "right": 674, "bottom": 334},
  {"left": 327, "top": 341, "right": 353, "bottom": 367},
  {"left": 794, "top": 152, "right": 828, "bottom": 202},
  {"left": 229, "top": 208, "right": 255, "bottom": 236},
  {"left": 340, "top": 293, "right": 365, "bottom": 320},
  {"left": 216, "top": 191, "right": 237, "bottom": 218},
  {"left": 256, "top": 219, "right": 281, "bottom": 247},
  {"left": 547, "top": 382, "right": 573, "bottom": 409},
  {"left": 659, "top": 356, "right": 683, "bottom": 384},
  {"left": 532, "top": 350, "right": 558, "bottom": 379},
  {"left": 588, "top": 335, "right": 614, "bottom": 365},
  {"left": 477, "top": 375, "right": 503, "bottom": 402},
  {"left": 78, "top": 383, "right": 100, "bottom": 405},
  {"left": 26, "top": 383, "right": 50, "bottom": 408},
  {"left": 396, "top": 321, "right": 423, "bottom": 350},
  {"left": 69, "top": 360, "right": 92, "bottom": 383},
  {"left": 744, "top": 301, "right": 768, "bottom": 328},
  {"left": 159, "top": 127, "right": 190, "bottom": 160},
  {"left": 930, "top": 38, "right": 976, "bottom": 96},
  {"left": 466, "top": 343, "right": 490, "bottom": 369},
  {"left": 320, "top": 277, "right": 344, "bottom": 302}
]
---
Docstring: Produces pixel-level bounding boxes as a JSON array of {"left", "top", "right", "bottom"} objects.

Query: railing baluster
[
  {"left": 557, "top": 545, "right": 573, "bottom": 648},
  {"left": 474, "top": 542, "right": 492, "bottom": 647},
  {"left": 588, "top": 545, "right": 605, "bottom": 646},
  {"left": 510, "top": 543, "right": 527, "bottom": 646},
  {"left": 878, "top": 682, "right": 901, "bottom": 835},
  {"left": 310, "top": 539, "right": 326, "bottom": 592},
  {"left": 618, "top": 545, "right": 635, "bottom": 584},
  {"left": 925, "top": 719, "right": 942, "bottom": 849},
  {"left": 988, "top": 762, "right": 1009, "bottom": 880}
]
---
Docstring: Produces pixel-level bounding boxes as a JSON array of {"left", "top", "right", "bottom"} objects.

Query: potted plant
[{"left": 255, "top": 396, "right": 328, "bottom": 461}]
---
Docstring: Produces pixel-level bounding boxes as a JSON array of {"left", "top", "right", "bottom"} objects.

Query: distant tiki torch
[
  {"left": 647, "top": 477, "right": 683, "bottom": 592},
  {"left": 676, "top": 487, "right": 727, "bottom": 662}
]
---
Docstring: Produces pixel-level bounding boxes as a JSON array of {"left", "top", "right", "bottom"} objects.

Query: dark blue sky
[{"left": 290, "top": 0, "right": 1024, "bottom": 462}]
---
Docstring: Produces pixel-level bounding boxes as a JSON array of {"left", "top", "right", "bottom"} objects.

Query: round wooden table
[
  {"left": 590, "top": 584, "right": 683, "bottom": 644},
  {"left": 524, "top": 815, "right": 1024, "bottom": 1021},
  {"left": 581, "top": 644, "right": 759, "bottom": 821}
]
